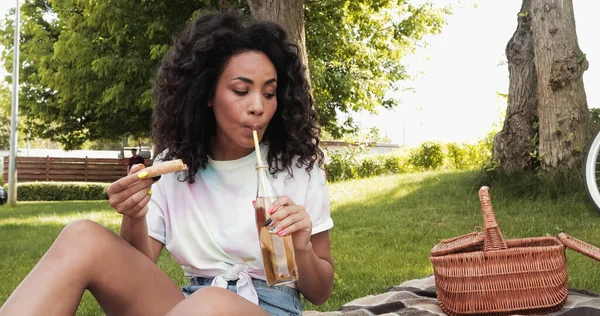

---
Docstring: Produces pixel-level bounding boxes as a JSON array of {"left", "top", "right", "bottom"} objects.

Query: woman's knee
[
  {"left": 60, "top": 219, "right": 110, "bottom": 239},
  {"left": 55, "top": 219, "right": 117, "bottom": 257}
]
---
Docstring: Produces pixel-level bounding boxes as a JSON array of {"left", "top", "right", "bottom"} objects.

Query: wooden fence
[{"left": 2, "top": 157, "right": 153, "bottom": 183}]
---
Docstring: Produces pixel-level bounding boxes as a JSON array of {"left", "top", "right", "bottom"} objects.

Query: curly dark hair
[{"left": 152, "top": 12, "right": 323, "bottom": 183}]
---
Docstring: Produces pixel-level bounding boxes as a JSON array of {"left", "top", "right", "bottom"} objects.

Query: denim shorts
[{"left": 181, "top": 277, "right": 302, "bottom": 316}]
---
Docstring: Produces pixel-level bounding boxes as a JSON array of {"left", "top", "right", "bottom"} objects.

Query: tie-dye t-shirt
[{"left": 146, "top": 144, "right": 333, "bottom": 282}]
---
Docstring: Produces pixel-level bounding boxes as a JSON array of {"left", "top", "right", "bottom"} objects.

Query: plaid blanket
[{"left": 304, "top": 275, "right": 600, "bottom": 316}]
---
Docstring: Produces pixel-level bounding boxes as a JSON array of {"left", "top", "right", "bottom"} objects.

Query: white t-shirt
[{"left": 146, "top": 144, "right": 333, "bottom": 288}]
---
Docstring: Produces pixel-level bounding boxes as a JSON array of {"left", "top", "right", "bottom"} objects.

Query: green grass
[{"left": 1, "top": 170, "right": 600, "bottom": 314}]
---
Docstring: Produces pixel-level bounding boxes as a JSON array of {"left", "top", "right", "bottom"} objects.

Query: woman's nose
[{"left": 247, "top": 94, "right": 264, "bottom": 116}]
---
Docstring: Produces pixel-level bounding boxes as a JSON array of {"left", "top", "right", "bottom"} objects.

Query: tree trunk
[
  {"left": 246, "top": 0, "right": 311, "bottom": 86},
  {"left": 531, "top": 0, "right": 591, "bottom": 172},
  {"left": 493, "top": 0, "right": 539, "bottom": 171}
]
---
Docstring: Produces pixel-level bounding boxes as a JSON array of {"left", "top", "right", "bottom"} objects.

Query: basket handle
[
  {"left": 558, "top": 233, "right": 600, "bottom": 262},
  {"left": 479, "top": 186, "right": 508, "bottom": 251}
]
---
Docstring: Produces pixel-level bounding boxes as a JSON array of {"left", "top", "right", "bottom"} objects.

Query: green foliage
[
  {"left": 325, "top": 149, "right": 360, "bottom": 182},
  {"left": 381, "top": 153, "right": 409, "bottom": 174},
  {"left": 355, "top": 156, "right": 385, "bottom": 178},
  {"left": 306, "top": 0, "right": 449, "bottom": 137},
  {"left": 445, "top": 143, "right": 468, "bottom": 169},
  {"left": 0, "top": 0, "right": 228, "bottom": 149},
  {"left": 324, "top": 139, "right": 492, "bottom": 182},
  {"left": 4, "top": 182, "right": 109, "bottom": 201},
  {"left": 81, "top": 138, "right": 124, "bottom": 150},
  {"left": 445, "top": 140, "right": 492, "bottom": 171},
  {"left": 0, "top": 83, "right": 10, "bottom": 150},
  {"left": 408, "top": 141, "right": 444, "bottom": 171},
  {"left": 0, "top": 0, "right": 449, "bottom": 147}
]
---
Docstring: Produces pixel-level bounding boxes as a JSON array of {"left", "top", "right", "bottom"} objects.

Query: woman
[{"left": 0, "top": 12, "right": 334, "bottom": 316}]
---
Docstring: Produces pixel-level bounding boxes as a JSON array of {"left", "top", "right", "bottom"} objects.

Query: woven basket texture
[{"left": 431, "top": 187, "right": 568, "bottom": 316}]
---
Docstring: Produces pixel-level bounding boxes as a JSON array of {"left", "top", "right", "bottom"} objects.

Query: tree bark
[
  {"left": 493, "top": 0, "right": 539, "bottom": 171},
  {"left": 531, "top": 0, "right": 591, "bottom": 172},
  {"left": 246, "top": 0, "right": 311, "bottom": 86}
]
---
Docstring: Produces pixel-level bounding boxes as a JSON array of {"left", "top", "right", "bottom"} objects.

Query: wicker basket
[{"left": 430, "top": 186, "right": 600, "bottom": 316}]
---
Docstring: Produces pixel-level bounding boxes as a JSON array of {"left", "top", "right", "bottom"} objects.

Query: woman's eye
[
  {"left": 264, "top": 93, "right": 276, "bottom": 99},
  {"left": 233, "top": 90, "right": 248, "bottom": 96}
]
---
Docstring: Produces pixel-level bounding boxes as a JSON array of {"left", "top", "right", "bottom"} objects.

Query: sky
[{"left": 0, "top": 1, "right": 599, "bottom": 146}]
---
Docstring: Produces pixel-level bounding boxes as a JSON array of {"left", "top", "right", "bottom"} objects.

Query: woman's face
[{"left": 210, "top": 51, "right": 278, "bottom": 160}]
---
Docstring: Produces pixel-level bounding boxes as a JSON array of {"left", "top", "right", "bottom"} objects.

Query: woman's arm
[
  {"left": 108, "top": 163, "right": 166, "bottom": 263},
  {"left": 120, "top": 214, "right": 164, "bottom": 263},
  {"left": 294, "top": 231, "right": 334, "bottom": 305}
]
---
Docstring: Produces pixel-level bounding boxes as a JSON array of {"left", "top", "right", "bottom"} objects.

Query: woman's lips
[{"left": 244, "top": 125, "right": 260, "bottom": 136}]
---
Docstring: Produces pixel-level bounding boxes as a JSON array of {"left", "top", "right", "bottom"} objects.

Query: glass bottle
[{"left": 254, "top": 161, "right": 299, "bottom": 286}]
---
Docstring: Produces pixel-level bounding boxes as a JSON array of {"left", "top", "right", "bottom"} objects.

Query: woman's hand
[
  {"left": 107, "top": 163, "right": 155, "bottom": 219},
  {"left": 265, "top": 195, "right": 313, "bottom": 252}
]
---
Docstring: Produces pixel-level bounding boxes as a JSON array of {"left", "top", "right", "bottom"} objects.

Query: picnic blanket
[{"left": 303, "top": 275, "right": 600, "bottom": 316}]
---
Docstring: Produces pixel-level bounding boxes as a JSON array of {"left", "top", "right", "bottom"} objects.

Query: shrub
[
  {"left": 445, "top": 142, "right": 468, "bottom": 169},
  {"left": 381, "top": 153, "right": 403, "bottom": 174},
  {"left": 325, "top": 150, "right": 358, "bottom": 182},
  {"left": 356, "top": 156, "right": 386, "bottom": 178},
  {"left": 324, "top": 149, "right": 414, "bottom": 182},
  {"left": 445, "top": 141, "right": 492, "bottom": 170},
  {"left": 322, "top": 139, "right": 492, "bottom": 182},
  {"left": 3, "top": 182, "right": 110, "bottom": 201},
  {"left": 408, "top": 141, "right": 445, "bottom": 170}
]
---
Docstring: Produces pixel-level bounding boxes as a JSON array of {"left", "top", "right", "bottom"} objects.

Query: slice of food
[{"left": 141, "top": 159, "right": 188, "bottom": 178}]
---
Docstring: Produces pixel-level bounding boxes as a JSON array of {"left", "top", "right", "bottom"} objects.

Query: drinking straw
[
  {"left": 252, "top": 130, "right": 263, "bottom": 163},
  {"left": 253, "top": 130, "right": 269, "bottom": 198}
]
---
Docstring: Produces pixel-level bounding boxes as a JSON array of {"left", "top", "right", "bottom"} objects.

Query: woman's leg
[
  {"left": 165, "top": 287, "right": 270, "bottom": 316},
  {"left": 0, "top": 219, "right": 184, "bottom": 316}
]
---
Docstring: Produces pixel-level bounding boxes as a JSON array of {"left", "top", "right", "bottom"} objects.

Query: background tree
[
  {"left": 493, "top": 0, "right": 538, "bottom": 171},
  {"left": 0, "top": 0, "right": 448, "bottom": 148},
  {"left": 531, "top": 0, "right": 591, "bottom": 172},
  {"left": 247, "top": 0, "right": 309, "bottom": 83},
  {"left": 493, "top": 0, "right": 591, "bottom": 175},
  {"left": 304, "top": 0, "right": 447, "bottom": 137},
  {"left": 0, "top": 0, "right": 222, "bottom": 149}
]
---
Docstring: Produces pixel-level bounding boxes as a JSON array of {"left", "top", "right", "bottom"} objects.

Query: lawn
[{"left": 1, "top": 170, "right": 600, "bottom": 315}]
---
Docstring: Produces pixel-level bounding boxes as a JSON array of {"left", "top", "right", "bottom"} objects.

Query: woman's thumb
[{"left": 129, "top": 163, "right": 145, "bottom": 175}]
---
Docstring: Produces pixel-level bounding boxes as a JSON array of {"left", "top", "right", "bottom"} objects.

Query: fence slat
[{"left": 1, "top": 157, "right": 153, "bottom": 183}]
